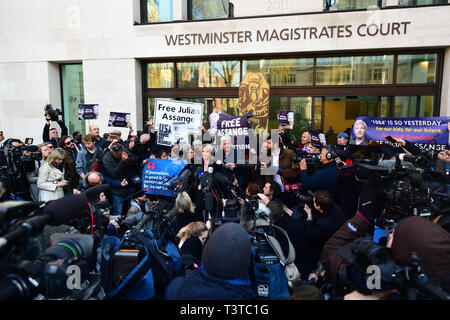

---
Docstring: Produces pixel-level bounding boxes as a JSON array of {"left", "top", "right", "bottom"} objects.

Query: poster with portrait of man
[{"left": 239, "top": 72, "right": 270, "bottom": 131}]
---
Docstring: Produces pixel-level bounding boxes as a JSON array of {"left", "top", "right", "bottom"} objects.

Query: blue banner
[
  {"left": 351, "top": 117, "right": 449, "bottom": 151},
  {"left": 142, "top": 159, "right": 187, "bottom": 197}
]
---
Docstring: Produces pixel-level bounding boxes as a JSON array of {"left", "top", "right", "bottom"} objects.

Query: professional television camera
[
  {"left": 293, "top": 148, "right": 322, "bottom": 174},
  {"left": 335, "top": 236, "right": 449, "bottom": 300},
  {"left": 355, "top": 152, "right": 449, "bottom": 228},
  {"left": 44, "top": 104, "right": 63, "bottom": 121},
  {"left": 0, "top": 194, "right": 103, "bottom": 300},
  {"left": 0, "top": 143, "right": 41, "bottom": 201}
]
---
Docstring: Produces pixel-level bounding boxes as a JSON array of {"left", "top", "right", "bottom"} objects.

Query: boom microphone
[
  {"left": 83, "top": 184, "right": 111, "bottom": 199},
  {"left": 0, "top": 194, "right": 88, "bottom": 252},
  {"left": 22, "top": 145, "right": 39, "bottom": 153}
]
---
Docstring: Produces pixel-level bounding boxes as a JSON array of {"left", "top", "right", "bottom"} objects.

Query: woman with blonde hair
[
  {"left": 176, "top": 221, "right": 209, "bottom": 249},
  {"left": 37, "top": 148, "right": 68, "bottom": 202},
  {"left": 173, "top": 191, "right": 204, "bottom": 234}
]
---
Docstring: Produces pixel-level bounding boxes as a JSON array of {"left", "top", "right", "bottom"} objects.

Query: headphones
[{"left": 325, "top": 145, "right": 338, "bottom": 160}]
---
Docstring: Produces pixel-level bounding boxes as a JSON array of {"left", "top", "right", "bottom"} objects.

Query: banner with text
[
  {"left": 350, "top": 117, "right": 449, "bottom": 151},
  {"left": 215, "top": 112, "right": 252, "bottom": 151},
  {"left": 154, "top": 98, "right": 204, "bottom": 135},
  {"left": 142, "top": 159, "right": 187, "bottom": 197}
]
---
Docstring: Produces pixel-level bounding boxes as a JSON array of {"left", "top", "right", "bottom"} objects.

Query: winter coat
[
  {"left": 300, "top": 161, "right": 338, "bottom": 196},
  {"left": 75, "top": 146, "right": 103, "bottom": 177},
  {"left": 37, "top": 162, "right": 65, "bottom": 202},
  {"left": 164, "top": 265, "right": 252, "bottom": 300}
]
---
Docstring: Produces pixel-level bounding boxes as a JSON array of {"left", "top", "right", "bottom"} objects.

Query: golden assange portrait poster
[{"left": 239, "top": 72, "right": 270, "bottom": 131}]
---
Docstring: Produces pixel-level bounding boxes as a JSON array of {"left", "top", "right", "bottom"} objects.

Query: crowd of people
[{"left": 0, "top": 112, "right": 449, "bottom": 301}]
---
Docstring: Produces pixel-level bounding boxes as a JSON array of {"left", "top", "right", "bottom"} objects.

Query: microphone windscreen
[
  {"left": 43, "top": 194, "right": 88, "bottom": 225},
  {"left": 23, "top": 145, "right": 39, "bottom": 152},
  {"left": 83, "top": 184, "right": 111, "bottom": 199},
  {"left": 214, "top": 172, "right": 229, "bottom": 185},
  {"left": 179, "top": 169, "right": 192, "bottom": 182}
]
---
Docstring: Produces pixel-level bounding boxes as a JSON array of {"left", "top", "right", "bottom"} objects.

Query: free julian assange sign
[{"left": 164, "top": 21, "right": 411, "bottom": 46}]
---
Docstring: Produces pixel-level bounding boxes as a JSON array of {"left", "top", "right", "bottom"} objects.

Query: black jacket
[
  {"left": 42, "top": 120, "right": 67, "bottom": 147},
  {"left": 302, "top": 204, "right": 346, "bottom": 277},
  {"left": 164, "top": 265, "right": 252, "bottom": 300}
]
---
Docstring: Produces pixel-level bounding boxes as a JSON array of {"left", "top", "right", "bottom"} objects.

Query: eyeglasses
[
  {"left": 45, "top": 144, "right": 54, "bottom": 149},
  {"left": 65, "top": 140, "right": 74, "bottom": 146}
]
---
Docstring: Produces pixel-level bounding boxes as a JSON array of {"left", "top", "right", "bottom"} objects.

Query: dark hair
[
  {"left": 267, "top": 180, "right": 281, "bottom": 197},
  {"left": 313, "top": 190, "right": 334, "bottom": 212},
  {"left": 73, "top": 131, "right": 81, "bottom": 138},
  {"left": 280, "top": 168, "right": 301, "bottom": 184},
  {"left": 58, "top": 135, "right": 71, "bottom": 148},
  {"left": 267, "top": 201, "right": 284, "bottom": 223},
  {"left": 246, "top": 182, "right": 261, "bottom": 196}
]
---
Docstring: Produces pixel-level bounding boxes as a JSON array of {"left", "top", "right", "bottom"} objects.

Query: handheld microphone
[{"left": 0, "top": 194, "right": 88, "bottom": 251}]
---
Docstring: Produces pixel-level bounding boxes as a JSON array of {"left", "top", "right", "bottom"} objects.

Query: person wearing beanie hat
[{"left": 164, "top": 223, "right": 253, "bottom": 300}]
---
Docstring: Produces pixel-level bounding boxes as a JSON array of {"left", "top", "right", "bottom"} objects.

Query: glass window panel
[
  {"left": 324, "top": 0, "right": 379, "bottom": 11},
  {"left": 190, "top": 0, "right": 229, "bottom": 20},
  {"left": 314, "top": 98, "right": 323, "bottom": 131},
  {"left": 398, "top": 0, "right": 447, "bottom": 6},
  {"left": 212, "top": 97, "right": 239, "bottom": 116},
  {"left": 419, "top": 96, "right": 434, "bottom": 117},
  {"left": 147, "top": 63, "right": 174, "bottom": 88},
  {"left": 324, "top": 96, "right": 378, "bottom": 135},
  {"left": 243, "top": 58, "right": 314, "bottom": 86},
  {"left": 146, "top": 0, "right": 173, "bottom": 23},
  {"left": 210, "top": 61, "right": 240, "bottom": 87},
  {"left": 61, "top": 64, "right": 85, "bottom": 135},
  {"left": 177, "top": 62, "right": 211, "bottom": 88},
  {"left": 397, "top": 54, "right": 437, "bottom": 84},
  {"left": 317, "top": 55, "right": 394, "bottom": 85},
  {"left": 394, "top": 96, "right": 418, "bottom": 117},
  {"left": 381, "top": 97, "right": 392, "bottom": 117}
]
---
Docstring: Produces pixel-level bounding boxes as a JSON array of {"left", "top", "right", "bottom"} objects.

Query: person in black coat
[
  {"left": 303, "top": 190, "right": 346, "bottom": 280},
  {"left": 265, "top": 200, "right": 308, "bottom": 275},
  {"left": 164, "top": 222, "right": 252, "bottom": 300}
]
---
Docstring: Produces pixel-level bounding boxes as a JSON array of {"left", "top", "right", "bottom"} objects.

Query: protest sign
[
  {"left": 78, "top": 104, "right": 99, "bottom": 120},
  {"left": 108, "top": 112, "right": 131, "bottom": 127},
  {"left": 350, "top": 116, "right": 449, "bottom": 151},
  {"left": 157, "top": 123, "right": 173, "bottom": 146},
  {"left": 154, "top": 99, "right": 203, "bottom": 135},
  {"left": 172, "top": 121, "right": 189, "bottom": 145},
  {"left": 239, "top": 73, "right": 270, "bottom": 131},
  {"left": 215, "top": 112, "right": 252, "bottom": 151},
  {"left": 278, "top": 110, "right": 294, "bottom": 129},
  {"left": 142, "top": 159, "right": 187, "bottom": 197}
]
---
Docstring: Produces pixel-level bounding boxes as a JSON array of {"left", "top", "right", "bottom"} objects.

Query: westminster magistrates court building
[{"left": 1, "top": 0, "right": 449, "bottom": 143}]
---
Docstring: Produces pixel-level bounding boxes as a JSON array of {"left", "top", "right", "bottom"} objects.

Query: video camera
[
  {"left": 335, "top": 236, "right": 449, "bottom": 300},
  {"left": 355, "top": 152, "right": 449, "bottom": 227},
  {"left": 0, "top": 194, "right": 103, "bottom": 300},
  {"left": 0, "top": 143, "right": 41, "bottom": 201},
  {"left": 44, "top": 104, "right": 63, "bottom": 122}
]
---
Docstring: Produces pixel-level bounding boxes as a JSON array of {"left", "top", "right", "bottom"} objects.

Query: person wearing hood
[
  {"left": 320, "top": 181, "right": 450, "bottom": 300},
  {"left": 164, "top": 222, "right": 252, "bottom": 300}
]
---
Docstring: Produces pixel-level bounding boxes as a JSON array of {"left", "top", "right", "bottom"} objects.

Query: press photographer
[
  {"left": 42, "top": 104, "right": 67, "bottom": 149},
  {"left": 320, "top": 180, "right": 450, "bottom": 300}
]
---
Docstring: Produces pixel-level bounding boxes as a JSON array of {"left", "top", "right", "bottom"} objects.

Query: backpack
[
  {"left": 101, "top": 228, "right": 183, "bottom": 300},
  {"left": 249, "top": 218, "right": 301, "bottom": 300}
]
